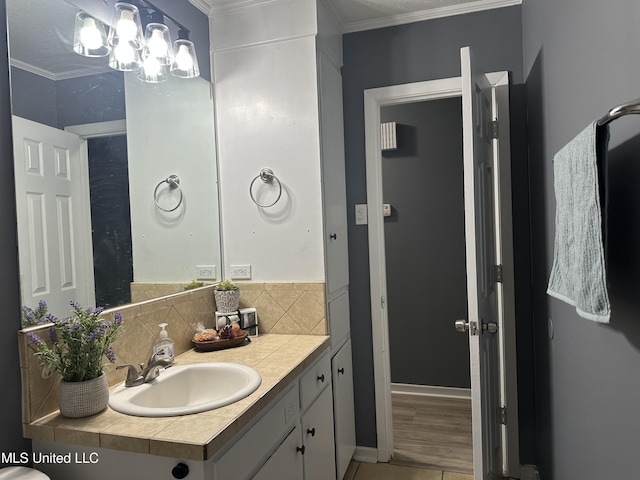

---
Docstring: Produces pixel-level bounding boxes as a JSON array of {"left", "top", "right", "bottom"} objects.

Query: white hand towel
[{"left": 547, "top": 120, "right": 610, "bottom": 323}]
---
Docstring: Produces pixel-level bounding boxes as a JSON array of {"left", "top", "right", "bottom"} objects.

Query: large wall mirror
[{"left": 7, "top": 0, "right": 222, "bottom": 320}]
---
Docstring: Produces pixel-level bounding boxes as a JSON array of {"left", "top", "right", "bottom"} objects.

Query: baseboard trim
[
  {"left": 353, "top": 446, "right": 378, "bottom": 464},
  {"left": 390, "top": 383, "right": 472, "bottom": 399}
]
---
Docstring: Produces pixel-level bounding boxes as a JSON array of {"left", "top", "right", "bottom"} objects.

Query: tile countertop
[{"left": 24, "top": 334, "right": 330, "bottom": 462}]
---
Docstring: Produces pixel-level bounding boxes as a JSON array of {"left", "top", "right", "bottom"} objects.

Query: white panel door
[
  {"left": 460, "top": 47, "right": 502, "bottom": 480},
  {"left": 13, "top": 116, "right": 94, "bottom": 319}
]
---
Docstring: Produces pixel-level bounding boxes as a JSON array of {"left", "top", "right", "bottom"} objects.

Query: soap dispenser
[{"left": 152, "top": 323, "right": 175, "bottom": 365}]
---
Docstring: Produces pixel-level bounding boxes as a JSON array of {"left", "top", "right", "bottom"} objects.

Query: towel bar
[{"left": 597, "top": 97, "right": 640, "bottom": 126}]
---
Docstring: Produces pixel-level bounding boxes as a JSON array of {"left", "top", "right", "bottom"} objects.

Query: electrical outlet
[
  {"left": 196, "top": 265, "right": 217, "bottom": 280},
  {"left": 230, "top": 265, "right": 251, "bottom": 280}
]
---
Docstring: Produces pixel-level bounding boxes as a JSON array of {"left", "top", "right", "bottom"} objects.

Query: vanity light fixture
[
  {"left": 137, "top": 12, "right": 171, "bottom": 82},
  {"left": 107, "top": 2, "right": 144, "bottom": 50},
  {"left": 74, "top": 0, "right": 200, "bottom": 81},
  {"left": 73, "top": 12, "right": 110, "bottom": 57},
  {"left": 106, "top": 2, "right": 144, "bottom": 71},
  {"left": 170, "top": 30, "right": 200, "bottom": 79}
]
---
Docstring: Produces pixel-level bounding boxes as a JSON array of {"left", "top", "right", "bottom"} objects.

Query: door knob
[
  {"left": 455, "top": 319, "right": 469, "bottom": 333},
  {"left": 482, "top": 321, "right": 498, "bottom": 334}
]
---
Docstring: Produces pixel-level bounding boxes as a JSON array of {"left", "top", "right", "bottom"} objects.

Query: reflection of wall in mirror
[
  {"left": 10, "top": 67, "right": 125, "bottom": 129},
  {"left": 125, "top": 73, "right": 220, "bottom": 283}
]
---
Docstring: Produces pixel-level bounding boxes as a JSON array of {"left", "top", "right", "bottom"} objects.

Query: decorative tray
[{"left": 193, "top": 331, "right": 249, "bottom": 352}]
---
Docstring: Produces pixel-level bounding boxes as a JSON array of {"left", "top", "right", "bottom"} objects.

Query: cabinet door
[
  {"left": 302, "top": 385, "right": 336, "bottom": 480},
  {"left": 318, "top": 52, "right": 349, "bottom": 294},
  {"left": 252, "top": 426, "right": 303, "bottom": 480},
  {"left": 328, "top": 290, "right": 350, "bottom": 350},
  {"left": 332, "top": 340, "right": 356, "bottom": 480}
]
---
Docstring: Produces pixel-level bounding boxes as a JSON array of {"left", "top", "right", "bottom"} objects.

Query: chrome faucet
[{"left": 116, "top": 359, "right": 172, "bottom": 387}]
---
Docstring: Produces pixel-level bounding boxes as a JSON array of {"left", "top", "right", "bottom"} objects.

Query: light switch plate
[{"left": 355, "top": 204, "right": 368, "bottom": 225}]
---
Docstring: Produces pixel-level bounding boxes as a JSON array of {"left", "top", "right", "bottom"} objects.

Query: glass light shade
[
  {"left": 142, "top": 23, "right": 174, "bottom": 66},
  {"left": 170, "top": 39, "right": 200, "bottom": 78},
  {"left": 73, "top": 12, "right": 110, "bottom": 57},
  {"left": 107, "top": 2, "right": 143, "bottom": 50},
  {"left": 138, "top": 55, "right": 168, "bottom": 83},
  {"left": 108, "top": 42, "right": 142, "bottom": 71}
]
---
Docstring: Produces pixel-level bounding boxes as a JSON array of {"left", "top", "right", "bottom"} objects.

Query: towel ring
[
  {"left": 249, "top": 168, "right": 282, "bottom": 208},
  {"left": 154, "top": 174, "right": 183, "bottom": 212}
]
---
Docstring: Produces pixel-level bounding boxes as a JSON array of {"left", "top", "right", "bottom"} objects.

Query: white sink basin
[{"left": 109, "top": 362, "right": 261, "bottom": 417}]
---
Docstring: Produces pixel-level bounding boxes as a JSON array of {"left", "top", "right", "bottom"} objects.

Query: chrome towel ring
[
  {"left": 154, "top": 174, "right": 183, "bottom": 212},
  {"left": 249, "top": 168, "right": 282, "bottom": 208}
]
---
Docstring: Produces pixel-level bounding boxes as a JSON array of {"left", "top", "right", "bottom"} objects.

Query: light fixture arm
[{"left": 128, "top": 0, "right": 190, "bottom": 36}]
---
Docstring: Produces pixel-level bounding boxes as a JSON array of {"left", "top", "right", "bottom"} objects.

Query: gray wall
[
  {"left": 381, "top": 99, "right": 470, "bottom": 388},
  {"left": 0, "top": 0, "right": 32, "bottom": 459},
  {"left": 10, "top": 68, "right": 125, "bottom": 129},
  {"left": 523, "top": 1, "right": 640, "bottom": 479},
  {"left": 342, "top": 5, "right": 536, "bottom": 462},
  {"left": 9, "top": 68, "right": 56, "bottom": 127}
]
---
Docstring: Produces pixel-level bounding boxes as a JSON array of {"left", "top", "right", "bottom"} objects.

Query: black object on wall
[
  {"left": 88, "top": 136, "right": 133, "bottom": 310},
  {"left": 381, "top": 98, "right": 470, "bottom": 389}
]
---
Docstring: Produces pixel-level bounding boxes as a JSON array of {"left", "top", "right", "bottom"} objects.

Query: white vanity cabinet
[
  {"left": 215, "top": 352, "right": 336, "bottom": 480},
  {"left": 251, "top": 426, "right": 304, "bottom": 480},
  {"left": 301, "top": 385, "right": 336, "bottom": 480},
  {"left": 332, "top": 339, "right": 356, "bottom": 480}
]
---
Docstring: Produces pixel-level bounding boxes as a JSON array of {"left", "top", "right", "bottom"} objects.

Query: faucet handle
[{"left": 116, "top": 364, "right": 143, "bottom": 387}]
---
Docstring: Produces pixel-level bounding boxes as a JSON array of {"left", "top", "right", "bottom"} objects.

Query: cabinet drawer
[
  {"left": 299, "top": 351, "right": 331, "bottom": 411},
  {"left": 215, "top": 384, "right": 299, "bottom": 480}
]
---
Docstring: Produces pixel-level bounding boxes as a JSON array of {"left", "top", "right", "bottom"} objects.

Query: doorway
[
  {"left": 364, "top": 68, "right": 520, "bottom": 479},
  {"left": 380, "top": 97, "right": 473, "bottom": 473}
]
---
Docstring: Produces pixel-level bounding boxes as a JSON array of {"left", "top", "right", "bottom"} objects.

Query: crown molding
[
  {"left": 318, "top": 0, "right": 345, "bottom": 33},
  {"left": 342, "top": 0, "right": 522, "bottom": 33},
  {"left": 10, "top": 59, "right": 112, "bottom": 81},
  {"left": 188, "top": 0, "right": 213, "bottom": 15}
]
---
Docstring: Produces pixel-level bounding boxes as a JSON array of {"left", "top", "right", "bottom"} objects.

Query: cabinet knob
[
  {"left": 329, "top": 233, "right": 337, "bottom": 240},
  {"left": 296, "top": 445, "right": 306, "bottom": 455},
  {"left": 307, "top": 427, "right": 316, "bottom": 437},
  {"left": 317, "top": 374, "right": 325, "bottom": 382},
  {"left": 338, "top": 367, "right": 345, "bottom": 375},
  {"left": 172, "top": 463, "right": 189, "bottom": 479}
]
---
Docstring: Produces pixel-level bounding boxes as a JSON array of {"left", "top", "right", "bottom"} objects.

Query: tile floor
[{"left": 344, "top": 461, "right": 473, "bottom": 480}]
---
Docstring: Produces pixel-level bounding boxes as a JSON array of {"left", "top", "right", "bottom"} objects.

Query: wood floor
[{"left": 392, "top": 393, "right": 473, "bottom": 474}]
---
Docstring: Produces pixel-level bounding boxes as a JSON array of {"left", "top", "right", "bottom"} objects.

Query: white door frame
[{"left": 363, "top": 72, "right": 520, "bottom": 477}]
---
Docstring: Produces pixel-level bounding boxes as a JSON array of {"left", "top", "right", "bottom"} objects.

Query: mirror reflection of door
[{"left": 12, "top": 116, "right": 95, "bottom": 319}]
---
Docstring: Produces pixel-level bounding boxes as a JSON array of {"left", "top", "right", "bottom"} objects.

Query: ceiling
[{"left": 197, "top": 0, "right": 521, "bottom": 33}]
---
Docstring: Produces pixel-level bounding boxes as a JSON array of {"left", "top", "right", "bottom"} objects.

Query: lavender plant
[
  {"left": 25, "top": 301, "right": 123, "bottom": 382},
  {"left": 21, "top": 300, "right": 56, "bottom": 327}
]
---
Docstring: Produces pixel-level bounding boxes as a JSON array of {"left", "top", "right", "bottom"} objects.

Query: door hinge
[
  {"left": 493, "top": 264, "right": 503, "bottom": 283},
  {"left": 491, "top": 120, "right": 499, "bottom": 139},
  {"left": 500, "top": 406, "right": 507, "bottom": 425}
]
